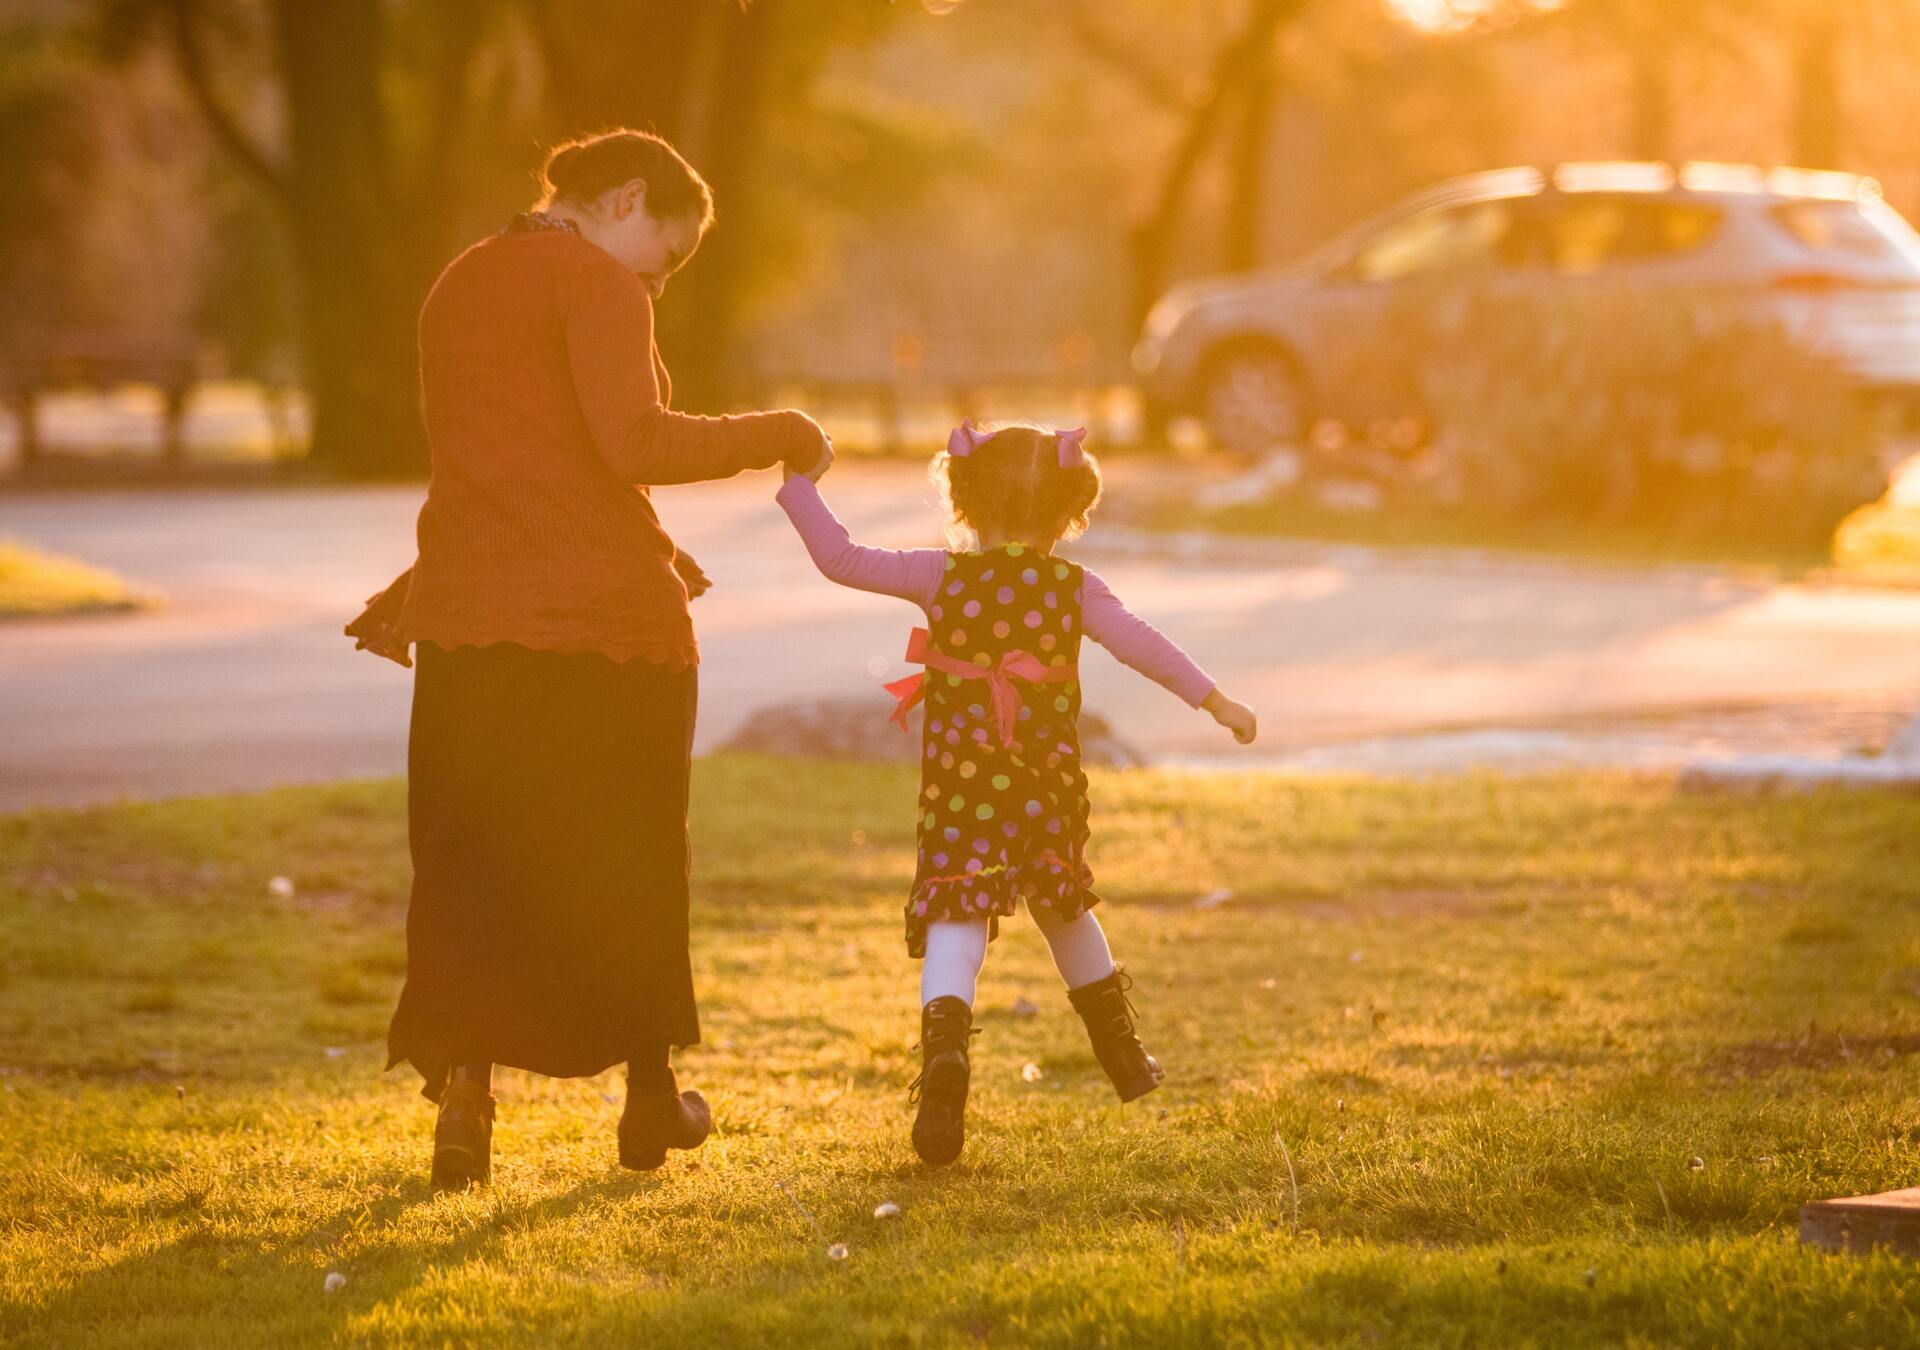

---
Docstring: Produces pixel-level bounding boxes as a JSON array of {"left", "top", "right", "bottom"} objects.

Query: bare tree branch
[
  {"left": 1225, "top": 45, "right": 1280, "bottom": 271},
  {"left": 163, "top": 0, "right": 289, "bottom": 201},
  {"left": 1063, "top": 0, "right": 1185, "bottom": 112}
]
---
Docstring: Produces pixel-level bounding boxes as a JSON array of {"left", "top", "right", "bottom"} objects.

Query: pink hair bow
[
  {"left": 1054, "top": 426, "right": 1088, "bottom": 468},
  {"left": 945, "top": 418, "right": 1089, "bottom": 468},
  {"left": 945, "top": 417, "right": 988, "bottom": 459}
]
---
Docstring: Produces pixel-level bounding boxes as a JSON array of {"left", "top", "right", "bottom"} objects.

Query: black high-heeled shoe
[{"left": 618, "top": 1089, "right": 712, "bottom": 1171}]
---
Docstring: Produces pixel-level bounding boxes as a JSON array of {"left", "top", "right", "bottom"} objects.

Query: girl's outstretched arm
[
  {"left": 775, "top": 475, "right": 946, "bottom": 606},
  {"left": 1082, "top": 569, "right": 1257, "bottom": 742},
  {"left": 1079, "top": 570, "right": 1216, "bottom": 706}
]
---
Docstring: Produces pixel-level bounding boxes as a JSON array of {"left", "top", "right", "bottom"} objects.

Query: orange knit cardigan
[{"left": 348, "top": 227, "right": 821, "bottom": 668}]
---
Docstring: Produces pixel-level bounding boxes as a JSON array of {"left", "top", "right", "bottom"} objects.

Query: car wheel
[{"left": 1201, "top": 348, "right": 1308, "bottom": 457}]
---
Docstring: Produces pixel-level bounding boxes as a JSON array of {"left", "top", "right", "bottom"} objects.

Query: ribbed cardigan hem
[{"left": 398, "top": 549, "right": 699, "bottom": 669}]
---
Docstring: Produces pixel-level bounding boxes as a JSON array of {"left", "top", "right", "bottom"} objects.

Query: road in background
[{"left": 4, "top": 463, "right": 1920, "bottom": 808}]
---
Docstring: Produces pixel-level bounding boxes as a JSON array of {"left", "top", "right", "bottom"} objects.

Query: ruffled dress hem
[{"left": 904, "top": 850, "right": 1100, "bottom": 958}]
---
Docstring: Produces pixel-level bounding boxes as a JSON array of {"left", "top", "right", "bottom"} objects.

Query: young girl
[{"left": 776, "top": 420, "right": 1257, "bottom": 1165}]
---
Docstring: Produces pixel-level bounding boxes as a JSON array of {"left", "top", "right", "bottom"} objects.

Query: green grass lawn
[
  {"left": 0, "top": 539, "right": 146, "bottom": 620},
  {"left": 4, "top": 758, "right": 1919, "bottom": 1346}
]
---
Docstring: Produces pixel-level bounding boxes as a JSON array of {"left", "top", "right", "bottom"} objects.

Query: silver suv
[{"left": 1133, "top": 162, "right": 1920, "bottom": 454}]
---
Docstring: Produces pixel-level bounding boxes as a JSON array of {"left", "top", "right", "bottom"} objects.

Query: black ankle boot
[
  {"left": 431, "top": 1075, "right": 495, "bottom": 1191},
  {"left": 1068, "top": 967, "right": 1164, "bottom": 1102},
  {"left": 910, "top": 996, "right": 975, "bottom": 1166}
]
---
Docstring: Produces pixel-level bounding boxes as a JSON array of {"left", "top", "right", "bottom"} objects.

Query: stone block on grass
[{"left": 1801, "top": 1188, "right": 1920, "bottom": 1257}]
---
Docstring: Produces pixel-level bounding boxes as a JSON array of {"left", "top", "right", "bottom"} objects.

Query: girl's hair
[
  {"left": 933, "top": 423, "right": 1104, "bottom": 547},
  {"left": 537, "top": 129, "right": 716, "bottom": 230}
]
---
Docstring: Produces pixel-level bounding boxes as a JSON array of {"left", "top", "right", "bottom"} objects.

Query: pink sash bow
[{"left": 885, "top": 626, "right": 1077, "bottom": 747}]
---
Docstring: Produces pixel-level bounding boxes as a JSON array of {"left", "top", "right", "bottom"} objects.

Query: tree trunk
[
  {"left": 529, "top": 0, "right": 711, "bottom": 145},
  {"left": 1224, "top": 54, "right": 1277, "bottom": 273},
  {"left": 269, "top": 0, "right": 426, "bottom": 477},
  {"left": 1127, "top": 0, "right": 1301, "bottom": 329},
  {"left": 1790, "top": 7, "right": 1842, "bottom": 168},
  {"left": 662, "top": 2, "right": 776, "bottom": 411},
  {"left": 527, "top": 0, "right": 742, "bottom": 406},
  {"left": 1628, "top": 42, "right": 1672, "bottom": 161}
]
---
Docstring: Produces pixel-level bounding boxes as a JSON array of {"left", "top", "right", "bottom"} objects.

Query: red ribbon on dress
[{"left": 885, "top": 626, "right": 1077, "bottom": 747}]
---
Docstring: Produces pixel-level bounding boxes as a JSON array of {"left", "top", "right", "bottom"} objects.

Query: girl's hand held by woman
[{"left": 782, "top": 432, "right": 834, "bottom": 483}]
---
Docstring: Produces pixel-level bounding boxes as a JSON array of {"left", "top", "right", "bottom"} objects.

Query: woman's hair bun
[
  {"left": 536, "top": 129, "right": 715, "bottom": 229},
  {"left": 543, "top": 142, "right": 589, "bottom": 194}
]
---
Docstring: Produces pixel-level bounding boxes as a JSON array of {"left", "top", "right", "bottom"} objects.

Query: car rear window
[{"left": 1770, "top": 200, "right": 1909, "bottom": 261}]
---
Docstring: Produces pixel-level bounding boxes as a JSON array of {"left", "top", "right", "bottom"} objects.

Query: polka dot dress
[{"left": 906, "top": 543, "right": 1097, "bottom": 958}]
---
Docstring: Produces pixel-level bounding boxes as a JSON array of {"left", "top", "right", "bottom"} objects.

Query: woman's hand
[
  {"left": 344, "top": 568, "right": 415, "bottom": 668},
  {"left": 1202, "top": 688, "right": 1258, "bottom": 745},
  {"left": 672, "top": 550, "right": 712, "bottom": 601},
  {"left": 777, "top": 411, "right": 834, "bottom": 484},
  {"left": 782, "top": 436, "right": 835, "bottom": 484}
]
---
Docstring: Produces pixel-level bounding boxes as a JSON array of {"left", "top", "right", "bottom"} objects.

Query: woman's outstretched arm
[
  {"left": 775, "top": 475, "right": 945, "bottom": 606},
  {"left": 566, "top": 252, "right": 826, "bottom": 485}
]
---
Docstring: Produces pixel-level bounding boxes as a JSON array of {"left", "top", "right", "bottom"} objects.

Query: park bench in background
[{"left": 0, "top": 330, "right": 219, "bottom": 473}]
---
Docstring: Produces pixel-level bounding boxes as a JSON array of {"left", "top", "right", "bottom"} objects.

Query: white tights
[{"left": 920, "top": 908, "right": 1117, "bottom": 1007}]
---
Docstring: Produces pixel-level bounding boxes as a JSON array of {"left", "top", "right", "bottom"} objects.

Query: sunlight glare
[{"left": 1387, "top": 0, "right": 1565, "bottom": 33}]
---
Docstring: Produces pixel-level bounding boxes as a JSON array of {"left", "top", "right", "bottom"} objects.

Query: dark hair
[
  {"left": 537, "top": 129, "right": 716, "bottom": 230},
  {"left": 934, "top": 423, "right": 1104, "bottom": 546}
]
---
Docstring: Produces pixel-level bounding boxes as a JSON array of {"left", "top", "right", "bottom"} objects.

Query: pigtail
[{"left": 937, "top": 423, "right": 1103, "bottom": 546}]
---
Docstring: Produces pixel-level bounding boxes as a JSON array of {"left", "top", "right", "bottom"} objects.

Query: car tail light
[{"left": 1770, "top": 270, "right": 1855, "bottom": 292}]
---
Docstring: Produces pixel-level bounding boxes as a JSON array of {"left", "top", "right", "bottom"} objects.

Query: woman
[{"left": 348, "top": 129, "right": 829, "bottom": 1188}]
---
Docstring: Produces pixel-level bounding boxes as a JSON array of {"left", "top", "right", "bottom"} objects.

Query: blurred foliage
[
  {"left": 12, "top": 0, "right": 1920, "bottom": 477},
  {"left": 40, "top": 0, "right": 959, "bottom": 471},
  {"left": 1387, "top": 285, "right": 1889, "bottom": 547},
  {"left": 1834, "top": 499, "right": 1920, "bottom": 583},
  {"left": 0, "top": 538, "right": 144, "bottom": 617}
]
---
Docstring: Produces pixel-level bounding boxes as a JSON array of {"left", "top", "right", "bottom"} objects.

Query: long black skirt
[{"left": 388, "top": 641, "right": 699, "bottom": 1101}]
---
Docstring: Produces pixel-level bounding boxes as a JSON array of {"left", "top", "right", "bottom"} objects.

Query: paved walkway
[{"left": 4, "top": 464, "right": 1920, "bottom": 808}]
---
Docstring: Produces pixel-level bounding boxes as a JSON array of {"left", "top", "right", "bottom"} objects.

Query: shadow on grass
[{"left": 4, "top": 1165, "right": 674, "bottom": 1347}]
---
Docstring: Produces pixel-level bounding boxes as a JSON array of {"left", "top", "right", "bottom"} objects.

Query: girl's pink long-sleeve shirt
[{"left": 776, "top": 476, "right": 1216, "bottom": 708}]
